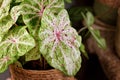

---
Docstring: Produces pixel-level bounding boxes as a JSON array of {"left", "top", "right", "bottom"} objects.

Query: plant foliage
[
  {"left": 39, "top": 9, "right": 81, "bottom": 75},
  {"left": 82, "top": 12, "right": 106, "bottom": 49},
  {"left": 0, "top": 0, "right": 82, "bottom": 76}
]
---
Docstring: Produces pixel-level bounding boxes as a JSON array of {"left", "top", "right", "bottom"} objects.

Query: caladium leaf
[
  {"left": 0, "top": 0, "right": 21, "bottom": 42},
  {"left": 82, "top": 12, "right": 106, "bottom": 49},
  {"left": 89, "top": 28, "right": 107, "bottom": 49},
  {"left": 0, "top": 0, "right": 3, "bottom": 6},
  {"left": 0, "top": 15, "right": 14, "bottom": 42},
  {"left": 82, "top": 11, "right": 94, "bottom": 26},
  {"left": 0, "top": 0, "right": 12, "bottom": 19},
  {"left": 39, "top": 9, "right": 82, "bottom": 76},
  {"left": 10, "top": 5, "right": 23, "bottom": 23},
  {"left": 0, "top": 55, "right": 17, "bottom": 73},
  {"left": 21, "top": 0, "right": 64, "bottom": 37},
  {"left": 25, "top": 44, "right": 41, "bottom": 61},
  {"left": 15, "top": 0, "right": 24, "bottom": 3},
  {"left": 0, "top": 26, "right": 35, "bottom": 58},
  {"left": 79, "top": 43, "right": 89, "bottom": 59}
]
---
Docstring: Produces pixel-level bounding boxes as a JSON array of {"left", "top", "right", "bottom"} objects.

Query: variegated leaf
[
  {"left": 21, "top": 0, "right": 64, "bottom": 37},
  {"left": 15, "top": 0, "right": 24, "bottom": 3},
  {"left": 39, "top": 9, "right": 82, "bottom": 76},
  {"left": 0, "top": 55, "right": 17, "bottom": 73},
  {"left": 10, "top": 5, "right": 23, "bottom": 23},
  {"left": 0, "top": 0, "right": 3, "bottom": 6},
  {"left": 0, "top": 0, "right": 19, "bottom": 42},
  {"left": 0, "top": 15, "right": 14, "bottom": 42},
  {"left": 0, "top": 0, "right": 12, "bottom": 19},
  {"left": 0, "top": 26, "right": 35, "bottom": 58}
]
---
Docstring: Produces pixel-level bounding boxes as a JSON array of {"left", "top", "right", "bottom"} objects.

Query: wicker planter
[
  {"left": 93, "top": 0, "right": 118, "bottom": 25},
  {"left": 9, "top": 64, "right": 76, "bottom": 80},
  {"left": 98, "top": 0, "right": 120, "bottom": 7},
  {"left": 115, "top": 8, "right": 120, "bottom": 58},
  {"left": 86, "top": 19, "right": 120, "bottom": 80}
]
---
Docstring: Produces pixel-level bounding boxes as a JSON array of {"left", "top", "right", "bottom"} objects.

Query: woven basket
[
  {"left": 115, "top": 8, "right": 120, "bottom": 58},
  {"left": 94, "top": 0, "right": 118, "bottom": 25},
  {"left": 9, "top": 64, "right": 76, "bottom": 80},
  {"left": 97, "top": 0, "right": 120, "bottom": 7},
  {"left": 86, "top": 19, "right": 120, "bottom": 80}
]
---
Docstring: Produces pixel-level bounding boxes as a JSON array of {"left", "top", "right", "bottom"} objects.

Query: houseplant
[
  {"left": 0, "top": 0, "right": 108, "bottom": 79},
  {"left": 0, "top": 0, "right": 83, "bottom": 79}
]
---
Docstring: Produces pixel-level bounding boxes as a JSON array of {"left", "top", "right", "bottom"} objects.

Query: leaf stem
[{"left": 78, "top": 26, "right": 87, "bottom": 34}]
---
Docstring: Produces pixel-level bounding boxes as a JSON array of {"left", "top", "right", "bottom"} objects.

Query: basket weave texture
[
  {"left": 86, "top": 19, "right": 120, "bottom": 80},
  {"left": 9, "top": 64, "right": 76, "bottom": 80},
  {"left": 98, "top": 0, "right": 120, "bottom": 7}
]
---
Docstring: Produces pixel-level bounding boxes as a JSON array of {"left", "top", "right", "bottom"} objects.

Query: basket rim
[
  {"left": 9, "top": 64, "right": 64, "bottom": 75},
  {"left": 9, "top": 64, "right": 76, "bottom": 80}
]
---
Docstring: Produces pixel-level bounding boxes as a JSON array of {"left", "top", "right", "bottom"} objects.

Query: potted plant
[
  {"left": 1, "top": 0, "right": 112, "bottom": 79},
  {"left": 0, "top": 0, "right": 84, "bottom": 79}
]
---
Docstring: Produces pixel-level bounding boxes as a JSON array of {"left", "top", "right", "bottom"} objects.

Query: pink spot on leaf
[
  {"left": 54, "top": 30, "right": 62, "bottom": 42},
  {"left": 2, "top": 56, "right": 10, "bottom": 62},
  {"left": 71, "top": 36, "right": 75, "bottom": 44},
  {"left": 9, "top": 38, "right": 18, "bottom": 43},
  {"left": 56, "top": 31, "right": 61, "bottom": 41},
  {"left": 11, "top": 39, "right": 16, "bottom": 43},
  {"left": 37, "top": 6, "right": 45, "bottom": 17}
]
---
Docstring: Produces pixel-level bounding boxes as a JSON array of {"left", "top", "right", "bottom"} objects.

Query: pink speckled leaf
[
  {"left": 39, "top": 9, "right": 82, "bottom": 76},
  {"left": 21, "top": 0, "right": 64, "bottom": 37}
]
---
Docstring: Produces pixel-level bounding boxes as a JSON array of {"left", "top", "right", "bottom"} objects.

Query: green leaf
[
  {"left": 0, "top": 0, "right": 12, "bottom": 19},
  {"left": 0, "top": 26, "right": 35, "bottom": 58},
  {"left": 15, "top": 0, "right": 24, "bottom": 3},
  {"left": 68, "top": 7, "right": 93, "bottom": 22},
  {"left": 82, "top": 11, "right": 94, "bottom": 26},
  {"left": 21, "top": 0, "right": 64, "bottom": 37},
  {"left": 0, "top": 15, "right": 14, "bottom": 42},
  {"left": 39, "top": 9, "right": 82, "bottom": 76},
  {"left": 79, "top": 43, "right": 89, "bottom": 59},
  {"left": 0, "top": 0, "right": 3, "bottom": 7},
  {"left": 25, "top": 44, "right": 41, "bottom": 61},
  {"left": 0, "top": 55, "right": 17, "bottom": 73},
  {"left": 10, "top": 5, "right": 23, "bottom": 23},
  {"left": 89, "top": 28, "right": 106, "bottom": 49},
  {"left": 65, "top": 0, "right": 72, "bottom": 3},
  {"left": 83, "top": 11, "right": 106, "bottom": 49},
  {"left": 0, "top": 0, "right": 18, "bottom": 42}
]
